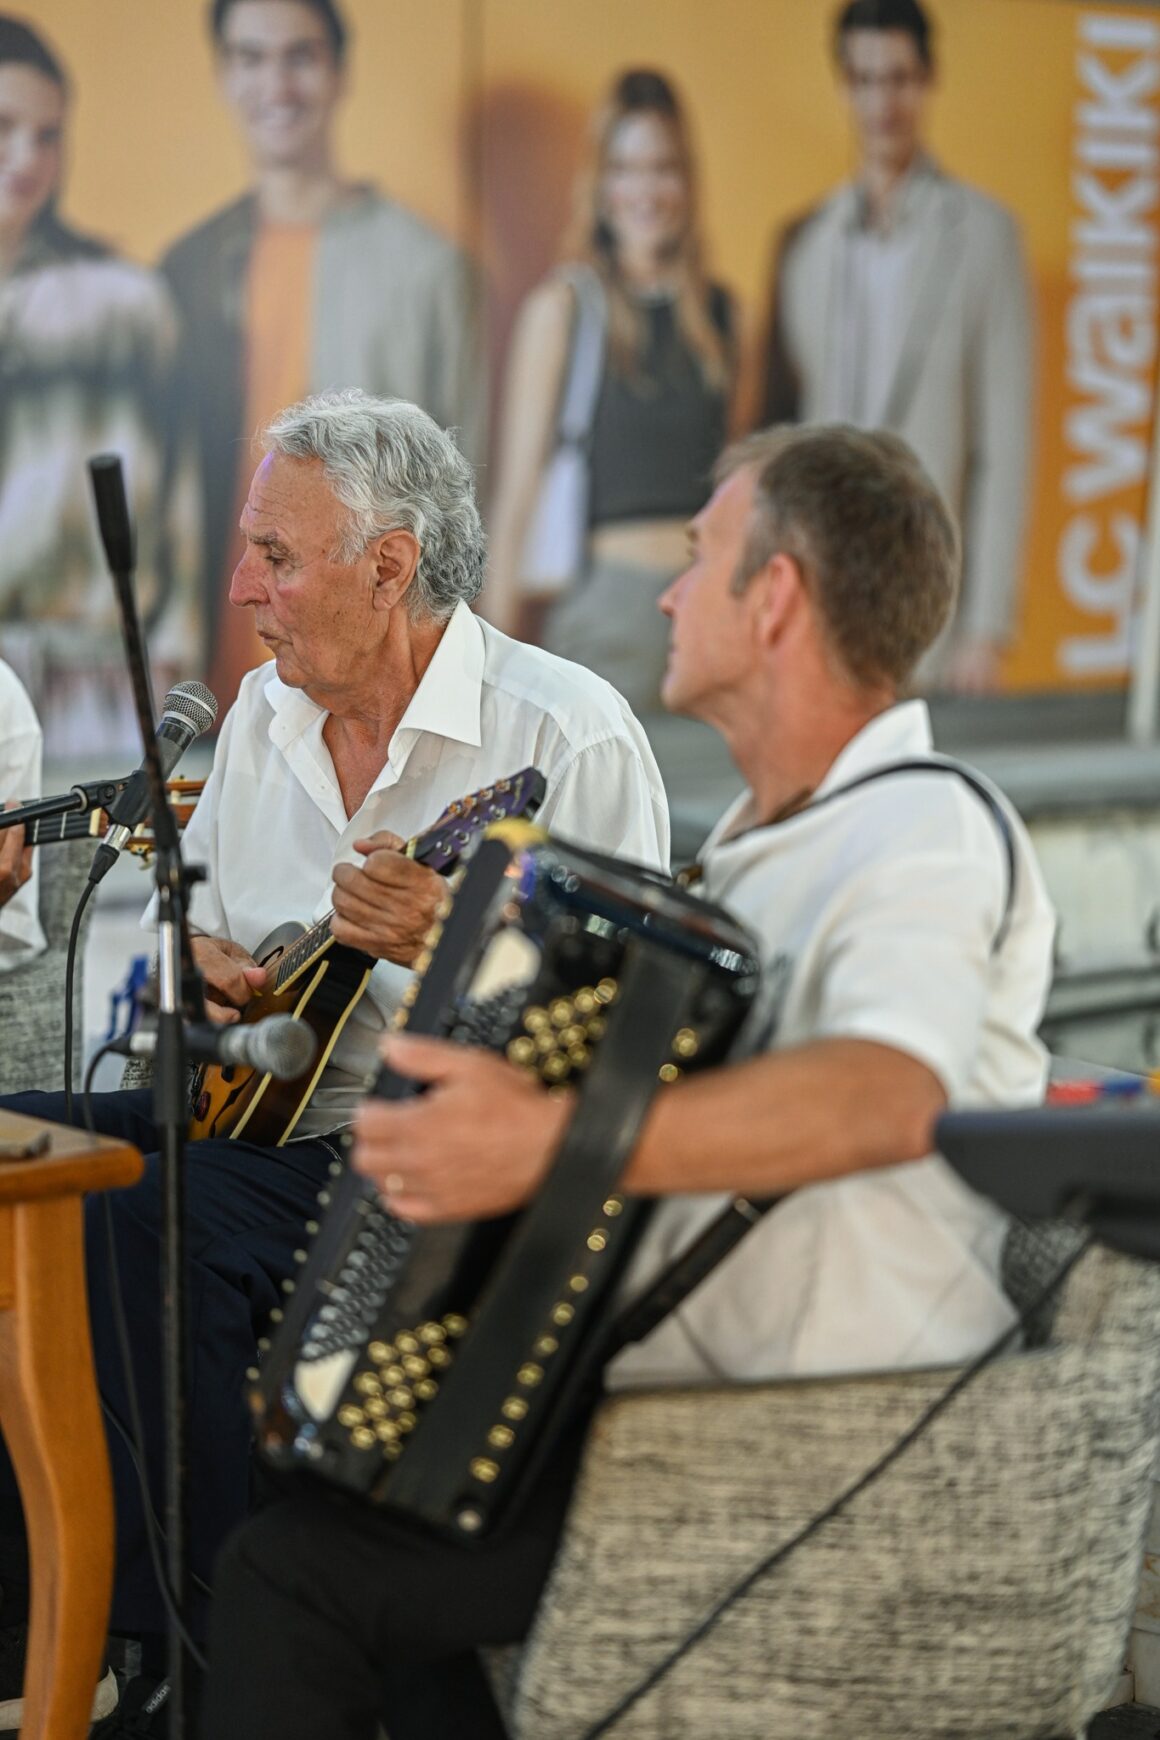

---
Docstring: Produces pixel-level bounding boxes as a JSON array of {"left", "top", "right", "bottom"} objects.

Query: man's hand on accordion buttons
[
  {"left": 331, "top": 831, "right": 446, "bottom": 968},
  {"left": 352, "top": 1033, "right": 573, "bottom": 1223}
]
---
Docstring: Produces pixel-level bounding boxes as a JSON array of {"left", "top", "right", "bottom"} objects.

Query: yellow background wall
[{"left": 24, "top": 0, "right": 1160, "bottom": 690}]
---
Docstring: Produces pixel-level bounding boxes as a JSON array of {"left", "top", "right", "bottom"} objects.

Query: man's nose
[{"left": 229, "top": 550, "right": 265, "bottom": 608}]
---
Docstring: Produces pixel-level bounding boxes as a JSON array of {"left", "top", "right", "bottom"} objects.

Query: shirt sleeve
[
  {"left": 810, "top": 820, "right": 1011, "bottom": 1099},
  {"left": 536, "top": 736, "right": 671, "bottom": 870},
  {"left": 0, "top": 720, "right": 45, "bottom": 970}
]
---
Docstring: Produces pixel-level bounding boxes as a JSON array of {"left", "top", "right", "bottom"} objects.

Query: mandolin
[{"left": 187, "top": 768, "right": 546, "bottom": 1149}]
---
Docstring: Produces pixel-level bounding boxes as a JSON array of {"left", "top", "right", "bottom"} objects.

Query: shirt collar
[
  {"left": 704, "top": 699, "right": 933, "bottom": 854},
  {"left": 813, "top": 698, "right": 933, "bottom": 798},
  {"left": 845, "top": 152, "right": 940, "bottom": 237},
  {"left": 259, "top": 600, "right": 484, "bottom": 755},
  {"left": 392, "top": 601, "right": 483, "bottom": 749}
]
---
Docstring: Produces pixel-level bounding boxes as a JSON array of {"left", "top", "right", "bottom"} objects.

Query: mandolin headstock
[{"left": 409, "top": 767, "right": 546, "bottom": 875}]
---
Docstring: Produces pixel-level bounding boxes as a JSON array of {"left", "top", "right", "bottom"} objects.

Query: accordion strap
[{"left": 606, "top": 1195, "right": 777, "bottom": 1358}]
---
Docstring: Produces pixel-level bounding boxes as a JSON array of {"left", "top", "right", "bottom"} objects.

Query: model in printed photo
[
  {"left": 0, "top": 14, "right": 199, "bottom": 759},
  {"left": 761, "top": 0, "right": 1034, "bottom": 694}
]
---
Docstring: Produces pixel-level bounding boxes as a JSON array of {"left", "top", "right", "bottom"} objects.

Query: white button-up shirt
[
  {"left": 609, "top": 700, "right": 1056, "bottom": 1387},
  {"left": 0, "top": 659, "right": 44, "bottom": 969},
  {"left": 171, "top": 603, "right": 669, "bottom": 1134}
]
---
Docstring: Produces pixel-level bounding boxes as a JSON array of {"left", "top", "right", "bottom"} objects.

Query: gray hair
[{"left": 264, "top": 390, "right": 485, "bottom": 622}]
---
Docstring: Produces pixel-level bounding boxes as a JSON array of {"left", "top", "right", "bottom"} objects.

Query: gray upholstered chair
[
  {"left": 0, "top": 842, "right": 98, "bottom": 1097},
  {"left": 498, "top": 1228, "right": 1160, "bottom": 1740}
]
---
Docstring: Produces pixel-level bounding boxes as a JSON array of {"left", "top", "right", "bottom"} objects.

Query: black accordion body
[{"left": 252, "top": 823, "right": 760, "bottom": 1539}]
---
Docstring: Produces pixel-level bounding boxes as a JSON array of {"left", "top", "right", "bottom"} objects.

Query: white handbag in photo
[{"left": 519, "top": 264, "right": 607, "bottom": 598}]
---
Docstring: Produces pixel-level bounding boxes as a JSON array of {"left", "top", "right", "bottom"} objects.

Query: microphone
[
  {"left": 89, "top": 681, "right": 219, "bottom": 884},
  {"left": 114, "top": 1014, "right": 318, "bottom": 1082}
]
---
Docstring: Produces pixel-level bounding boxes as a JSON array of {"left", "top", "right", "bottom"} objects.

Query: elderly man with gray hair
[{"left": 0, "top": 389, "right": 668, "bottom": 1732}]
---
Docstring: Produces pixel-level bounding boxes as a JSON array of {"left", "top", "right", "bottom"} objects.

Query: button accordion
[{"left": 251, "top": 822, "right": 760, "bottom": 1538}]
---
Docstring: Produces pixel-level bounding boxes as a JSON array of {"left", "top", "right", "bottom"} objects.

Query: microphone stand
[
  {"left": 0, "top": 779, "right": 123, "bottom": 830},
  {"left": 88, "top": 456, "right": 205, "bottom": 1739}
]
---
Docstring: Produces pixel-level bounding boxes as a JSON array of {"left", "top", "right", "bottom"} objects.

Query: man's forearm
[{"left": 622, "top": 1038, "right": 947, "bottom": 1200}]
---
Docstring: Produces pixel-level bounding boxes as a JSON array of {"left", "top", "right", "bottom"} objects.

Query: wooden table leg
[{"left": 0, "top": 1196, "right": 114, "bottom": 1740}]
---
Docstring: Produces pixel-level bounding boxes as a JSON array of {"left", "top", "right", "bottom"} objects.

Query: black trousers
[
  {"left": 198, "top": 1421, "right": 592, "bottom": 1740},
  {"left": 0, "top": 1088, "right": 336, "bottom": 1638}
]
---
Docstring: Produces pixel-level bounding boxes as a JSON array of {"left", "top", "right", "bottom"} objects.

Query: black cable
[
  {"left": 579, "top": 1233, "right": 1096, "bottom": 1740},
  {"left": 81, "top": 1043, "right": 211, "bottom": 1671},
  {"left": 62, "top": 874, "right": 98, "bottom": 1122}
]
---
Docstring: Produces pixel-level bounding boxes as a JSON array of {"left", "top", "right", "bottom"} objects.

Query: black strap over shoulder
[{"left": 800, "top": 757, "right": 1018, "bottom": 957}]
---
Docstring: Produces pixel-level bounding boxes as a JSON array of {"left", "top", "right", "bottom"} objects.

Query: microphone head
[
  {"left": 161, "top": 681, "right": 219, "bottom": 741},
  {"left": 253, "top": 1015, "right": 318, "bottom": 1082}
]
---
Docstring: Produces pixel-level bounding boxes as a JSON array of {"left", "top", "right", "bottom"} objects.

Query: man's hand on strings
[
  {"left": 331, "top": 832, "right": 445, "bottom": 968},
  {"left": 190, "top": 935, "right": 267, "bottom": 1024},
  {"left": 352, "top": 1033, "right": 572, "bottom": 1223}
]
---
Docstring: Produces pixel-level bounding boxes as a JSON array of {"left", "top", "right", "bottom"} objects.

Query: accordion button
[
  {"left": 338, "top": 1405, "right": 363, "bottom": 1428},
  {"left": 658, "top": 1063, "right": 681, "bottom": 1084},
  {"left": 507, "top": 1037, "right": 536, "bottom": 1066},
  {"left": 569, "top": 1275, "right": 589, "bottom": 1294},
  {"left": 470, "top": 1458, "right": 500, "bottom": 1484},
  {"left": 456, "top": 1507, "right": 484, "bottom": 1533},
  {"left": 383, "top": 1364, "right": 405, "bottom": 1384},
  {"left": 351, "top": 1427, "right": 376, "bottom": 1450},
  {"left": 534, "top": 1335, "right": 558, "bottom": 1357},
  {"left": 674, "top": 1028, "right": 699, "bottom": 1059},
  {"left": 368, "top": 1342, "right": 393, "bottom": 1363},
  {"left": 418, "top": 1322, "right": 446, "bottom": 1345},
  {"left": 573, "top": 989, "right": 596, "bottom": 1016},
  {"left": 523, "top": 1007, "right": 550, "bottom": 1033},
  {"left": 396, "top": 1332, "right": 420, "bottom": 1354},
  {"left": 595, "top": 979, "right": 618, "bottom": 1004},
  {"left": 488, "top": 1425, "right": 515, "bottom": 1450},
  {"left": 549, "top": 999, "right": 573, "bottom": 1027},
  {"left": 402, "top": 1355, "right": 428, "bottom": 1379},
  {"left": 501, "top": 1397, "right": 528, "bottom": 1421},
  {"left": 365, "top": 1399, "right": 388, "bottom": 1420},
  {"left": 551, "top": 1304, "right": 574, "bottom": 1327},
  {"left": 603, "top": 1198, "right": 624, "bottom": 1218},
  {"left": 517, "top": 1363, "right": 543, "bottom": 1388},
  {"left": 376, "top": 1420, "right": 400, "bottom": 1441},
  {"left": 587, "top": 1232, "right": 607, "bottom": 1253},
  {"left": 388, "top": 1388, "right": 413, "bottom": 1409},
  {"left": 414, "top": 1378, "right": 438, "bottom": 1401},
  {"left": 443, "top": 1314, "right": 469, "bottom": 1338},
  {"left": 427, "top": 1347, "right": 451, "bottom": 1369}
]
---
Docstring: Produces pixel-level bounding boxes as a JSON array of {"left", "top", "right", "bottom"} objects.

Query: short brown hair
[{"left": 718, "top": 425, "right": 959, "bottom": 690}]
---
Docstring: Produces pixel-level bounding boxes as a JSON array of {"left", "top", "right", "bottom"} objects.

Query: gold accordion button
[
  {"left": 517, "top": 1363, "right": 543, "bottom": 1387},
  {"left": 351, "top": 1427, "right": 376, "bottom": 1450},
  {"left": 443, "top": 1314, "right": 469, "bottom": 1338},
  {"left": 354, "top": 1372, "right": 382, "bottom": 1396},
  {"left": 507, "top": 1036, "right": 537, "bottom": 1066},
  {"left": 376, "top": 1420, "right": 400, "bottom": 1442},
  {"left": 365, "top": 1399, "right": 388, "bottom": 1420},
  {"left": 413, "top": 1378, "right": 439, "bottom": 1402},
  {"left": 551, "top": 1303, "right": 575, "bottom": 1327},
  {"left": 596, "top": 978, "right": 618, "bottom": 1004},
  {"left": 396, "top": 1410, "right": 417, "bottom": 1433},
  {"left": 388, "top": 1388, "right": 413, "bottom": 1410},
  {"left": 603, "top": 1198, "right": 624, "bottom": 1217},
  {"left": 523, "top": 1007, "right": 550, "bottom": 1033},
  {"left": 587, "top": 1231, "right": 607, "bottom": 1253},
  {"left": 418, "top": 1322, "right": 446, "bottom": 1345},
  {"left": 402, "top": 1355, "right": 429, "bottom": 1379},
  {"left": 501, "top": 1397, "right": 529, "bottom": 1422},
  {"left": 673, "top": 1028, "right": 699, "bottom": 1059},
  {"left": 470, "top": 1458, "right": 500, "bottom": 1484},
  {"left": 427, "top": 1346, "right": 451, "bottom": 1369},
  {"left": 573, "top": 988, "right": 596, "bottom": 1016},
  {"left": 395, "top": 1332, "right": 420, "bottom": 1355},
  {"left": 549, "top": 998, "right": 574, "bottom": 1027},
  {"left": 534, "top": 1334, "right": 559, "bottom": 1357},
  {"left": 569, "top": 1275, "right": 589, "bottom": 1294},
  {"left": 338, "top": 1405, "right": 363, "bottom": 1429},
  {"left": 658, "top": 1062, "right": 681, "bottom": 1084},
  {"left": 488, "top": 1425, "right": 515, "bottom": 1450}
]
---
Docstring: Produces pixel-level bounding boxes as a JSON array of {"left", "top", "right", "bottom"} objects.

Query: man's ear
[
  {"left": 751, "top": 551, "right": 805, "bottom": 649},
  {"left": 369, "top": 529, "right": 421, "bottom": 611}
]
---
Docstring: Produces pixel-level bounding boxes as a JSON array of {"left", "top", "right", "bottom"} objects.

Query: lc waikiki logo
[{"left": 1060, "top": 9, "right": 1160, "bottom": 679}]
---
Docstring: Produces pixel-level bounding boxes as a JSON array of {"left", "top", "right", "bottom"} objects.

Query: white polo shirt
[
  {"left": 0, "top": 659, "right": 44, "bottom": 970},
  {"left": 172, "top": 603, "right": 669, "bottom": 1134},
  {"left": 609, "top": 700, "right": 1055, "bottom": 1387}
]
